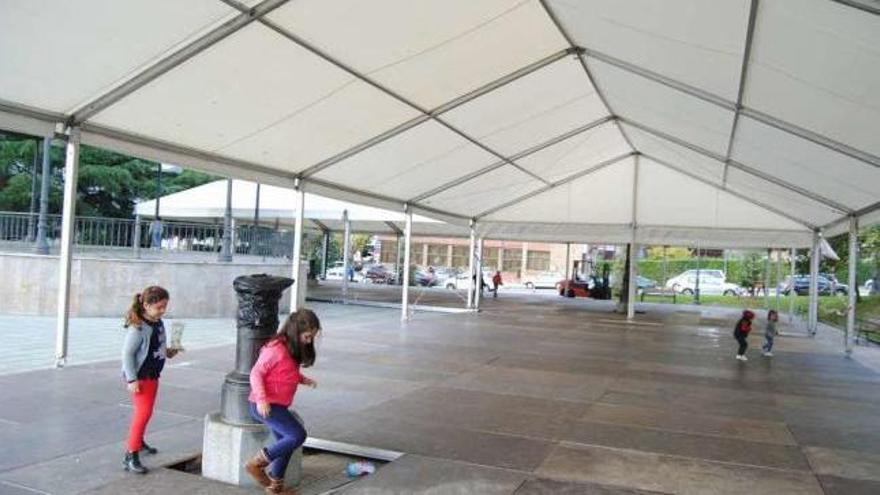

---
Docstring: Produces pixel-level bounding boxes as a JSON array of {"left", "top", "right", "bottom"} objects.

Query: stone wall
[{"left": 0, "top": 252, "right": 293, "bottom": 317}]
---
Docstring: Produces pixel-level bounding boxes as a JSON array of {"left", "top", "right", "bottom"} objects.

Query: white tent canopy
[
  {"left": 2, "top": 0, "right": 878, "bottom": 248},
  {"left": 134, "top": 179, "right": 466, "bottom": 237}
]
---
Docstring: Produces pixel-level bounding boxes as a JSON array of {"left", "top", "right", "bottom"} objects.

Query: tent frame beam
[
  {"left": 475, "top": 152, "right": 634, "bottom": 219},
  {"left": 78, "top": 121, "right": 473, "bottom": 223},
  {"left": 297, "top": 47, "right": 577, "bottom": 179},
  {"left": 643, "top": 153, "right": 817, "bottom": 230},
  {"left": 723, "top": 0, "right": 760, "bottom": 185},
  {"left": 310, "top": 219, "right": 329, "bottom": 233},
  {"left": 410, "top": 115, "right": 615, "bottom": 202},
  {"left": 70, "top": 0, "right": 290, "bottom": 125},
  {"left": 831, "top": 0, "right": 880, "bottom": 16},
  {"left": 241, "top": 7, "right": 567, "bottom": 186},
  {"left": 620, "top": 117, "right": 853, "bottom": 215},
  {"left": 384, "top": 221, "right": 403, "bottom": 236},
  {"left": 538, "top": 0, "right": 638, "bottom": 152},
  {"left": 577, "top": 46, "right": 880, "bottom": 169}
]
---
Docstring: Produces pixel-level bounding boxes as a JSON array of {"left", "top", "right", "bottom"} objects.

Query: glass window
[
  {"left": 451, "top": 245, "right": 469, "bottom": 268},
  {"left": 501, "top": 249, "right": 521, "bottom": 272},
  {"left": 427, "top": 244, "right": 447, "bottom": 266},
  {"left": 483, "top": 247, "right": 499, "bottom": 269},
  {"left": 526, "top": 250, "right": 550, "bottom": 271}
]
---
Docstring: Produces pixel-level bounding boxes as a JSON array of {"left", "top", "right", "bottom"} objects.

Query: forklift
[{"left": 558, "top": 258, "right": 611, "bottom": 300}]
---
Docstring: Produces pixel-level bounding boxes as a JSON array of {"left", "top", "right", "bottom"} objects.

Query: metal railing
[{"left": 0, "top": 210, "right": 292, "bottom": 259}]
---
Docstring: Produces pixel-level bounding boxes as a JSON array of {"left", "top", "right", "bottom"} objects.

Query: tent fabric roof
[
  {"left": 2, "top": 0, "right": 878, "bottom": 248},
  {"left": 134, "top": 179, "right": 467, "bottom": 237}
]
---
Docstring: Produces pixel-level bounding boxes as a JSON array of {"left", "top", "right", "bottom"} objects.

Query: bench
[
  {"left": 856, "top": 318, "right": 880, "bottom": 346},
  {"left": 640, "top": 288, "right": 677, "bottom": 303}
]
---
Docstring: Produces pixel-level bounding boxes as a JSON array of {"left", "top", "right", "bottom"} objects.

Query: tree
[
  {"left": 645, "top": 246, "right": 691, "bottom": 259},
  {"left": 0, "top": 138, "right": 219, "bottom": 218},
  {"left": 739, "top": 252, "right": 763, "bottom": 295},
  {"left": 863, "top": 225, "right": 880, "bottom": 295}
]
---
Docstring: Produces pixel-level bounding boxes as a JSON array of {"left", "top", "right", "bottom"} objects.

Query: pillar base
[{"left": 202, "top": 412, "right": 302, "bottom": 488}]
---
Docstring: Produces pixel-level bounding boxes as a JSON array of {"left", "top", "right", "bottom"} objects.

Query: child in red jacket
[
  {"left": 245, "top": 310, "right": 320, "bottom": 494},
  {"left": 734, "top": 309, "right": 755, "bottom": 361}
]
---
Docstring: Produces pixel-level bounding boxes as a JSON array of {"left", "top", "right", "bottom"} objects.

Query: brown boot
[
  {"left": 244, "top": 449, "right": 271, "bottom": 487},
  {"left": 266, "top": 476, "right": 298, "bottom": 495}
]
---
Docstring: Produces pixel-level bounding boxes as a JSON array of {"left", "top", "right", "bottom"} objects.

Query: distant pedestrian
[
  {"left": 734, "top": 309, "right": 755, "bottom": 361},
  {"left": 149, "top": 217, "right": 163, "bottom": 250},
  {"left": 762, "top": 309, "right": 779, "bottom": 357},
  {"left": 245, "top": 310, "right": 320, "bottom": 494},
  {"left": 492, "top": 270, "right": 503, "bottom": 298},
  {"left": 121, "top": 286, "right": 180, "bottom": 474}
]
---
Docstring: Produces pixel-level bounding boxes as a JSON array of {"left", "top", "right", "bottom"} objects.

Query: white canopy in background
[
  {"left": 134, "top": 179, "right": 466, "bottom": 237},
  {"left": 1, "top": 0, "right": 878, "bottom": 249}
]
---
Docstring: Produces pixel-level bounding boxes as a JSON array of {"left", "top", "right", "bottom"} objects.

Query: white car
[
  {"left": 522, "top": 271, "right": 564, "bottom": 290},
  {"left": 667, "top": 272, "right": 743, "bottom": 296},
  {"left": 324, "top": 261, "right": 363, "bottom": 282}
]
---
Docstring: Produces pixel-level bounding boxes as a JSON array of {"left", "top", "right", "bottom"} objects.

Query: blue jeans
[
  {"left": 763, "top": 336, "right": 775, "bottom": 353},
  {"left": 249, "top": 402, "right": 307, "bottom": 480}
]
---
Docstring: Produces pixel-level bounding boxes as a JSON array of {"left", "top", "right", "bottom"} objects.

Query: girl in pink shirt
[{"left": 245, "top": 310, "right": 320, "bottom": 494}]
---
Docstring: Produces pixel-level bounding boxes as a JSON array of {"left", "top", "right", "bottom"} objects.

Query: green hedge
[{"left": 637, "top": 258, "right": 877, "bottom": 287}]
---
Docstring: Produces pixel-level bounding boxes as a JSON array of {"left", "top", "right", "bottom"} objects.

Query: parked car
[
  {"left": 666, "top": 270, "right": 743, "bottom": 296},
  {"left": 522, "top": 271, "right": 565, "bottom": 290},
  {"left": 664, "top": 270, "right": 725, "bottom": 290},
  {"left": 607, "top": 274, "right": 657, "bottom": 290},
  {"left": 363, "top": 264, "right": 395, "bottom": 284},
  {"left": 781, "top": 275, "right": 848, "bottom": 296},
  {"left": 325, "top": 261, "right": 363, "bottom": 282}
]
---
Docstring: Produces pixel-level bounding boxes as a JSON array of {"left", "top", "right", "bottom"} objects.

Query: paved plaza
[{"left": 1, "top": 294, "right": 879, "bottom": 494}]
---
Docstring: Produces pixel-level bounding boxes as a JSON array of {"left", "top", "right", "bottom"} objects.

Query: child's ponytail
[{"left": 124, "top": 286, "right": 169, "bottom": 328}]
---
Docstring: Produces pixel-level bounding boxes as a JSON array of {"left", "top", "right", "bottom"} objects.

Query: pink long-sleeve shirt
[{"left": 249, "top": 338, "right": 304, "bottom": 407}]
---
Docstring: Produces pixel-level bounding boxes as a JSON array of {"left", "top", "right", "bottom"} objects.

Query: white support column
[
  {"left": 809, "top": 231, "right": 820, "bottom": 335},
  {"left": 218, "top": 179, "right": 233, "bottom": 262},
  {"left": 342, "top": 210, "right": 351, "bottom": 301},
  {"left": 775, "top": 249, "right": 782, "bottom": 311},
  {"left": 289, "top": 179, "right": 305, "bottom": 311},
  {"left": 467, "top": 220, "right": 476, "bottom": 309},
  {"left": 395, "top": 234, "right": 402, "bottom": 284},
  {"left": 521, "top": 243, "right": 528, "bottom": 279},
  {"left": 564, "top": 242, "right": 571, "bottom": 280},
  {"left": 789, "top": 248, "right": 797, "bottom": 324},
  {"left": 320, "top": 231, "right": 329, "bottom": 279},
  {"left": 846, "top": 216, "right": 858, "bottom": 355},
  {"left": 401, "top": 205, "right": 412, "bottom": 321},
  {"left": 764, "top": 248, "right": 772, "bottom": 308},
  {"left": 55, "top": 127, "right": 80, "bottom": 368},
  {"left": 133, "top": 214, "right": 142, "bottom": 259},
  {"left": 474, "top": 237, "right": 484, "bottom": 310}
]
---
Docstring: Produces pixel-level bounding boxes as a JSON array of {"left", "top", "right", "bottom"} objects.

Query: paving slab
[
  {"left": 337, "top": 454, "right": 527, "bottom": 495},
  {"left": 535, "top": 443, "right": 824, "bottom": 495},
  {"left": 579, "top": 403, "right": 796, "bottom": 445},
  {"left": 804, "top": 446, "right": 880, "bottom": 482}
]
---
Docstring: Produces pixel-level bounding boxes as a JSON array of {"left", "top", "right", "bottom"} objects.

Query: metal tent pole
[
  {"left": 401, "top": 205, "right": 412, "bottom": 321},
  {"left": 846, "top": 217, "right": 858, "bottom": 355},
  {"left": 290, "top": 179, "right": 305, "bottom": 311},
  {"left": 55, "top": 127, "right": 81, "bottom": 368}
]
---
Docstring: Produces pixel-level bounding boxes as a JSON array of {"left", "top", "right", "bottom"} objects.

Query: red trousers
[{"left": 127, "top": 378, "right": 159, "bottom": 452}]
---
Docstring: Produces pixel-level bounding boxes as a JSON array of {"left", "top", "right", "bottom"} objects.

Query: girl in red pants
[{"left": 121, "top": 286, "right": 180, "bottom": 474}]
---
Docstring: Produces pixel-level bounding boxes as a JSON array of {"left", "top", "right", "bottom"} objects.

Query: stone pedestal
[
  {"left": 202, "top": 273, "right": 298, "bottom": 487},
  {"left": 202, "top": 413, "right": 302, "bottom": 488}
]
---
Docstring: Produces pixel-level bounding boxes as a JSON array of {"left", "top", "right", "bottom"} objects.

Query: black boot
[
  {"left": 123, "top": 451, "right": 148, "bottom": 474},
  {"left": 141, "top": 442, "right": 158, "bottom": 455}
]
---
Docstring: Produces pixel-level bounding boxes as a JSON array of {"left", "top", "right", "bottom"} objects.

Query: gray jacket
[{"left": 121, "top": 320, "right": 166, "bottom": 383}]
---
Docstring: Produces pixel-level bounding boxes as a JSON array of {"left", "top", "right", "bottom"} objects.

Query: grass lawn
[{"left": 639, "top": 292, "right": 880, "bottom": 332}]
